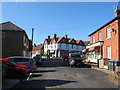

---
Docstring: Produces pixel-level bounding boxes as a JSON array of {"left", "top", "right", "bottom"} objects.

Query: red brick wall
[{"left": 89, "top": 19, "right": 119, "bottom": 60}]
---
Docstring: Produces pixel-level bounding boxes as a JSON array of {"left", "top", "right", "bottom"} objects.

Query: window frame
[
  {"left": 98, "top": 32, "right": 102, "bottom": 41},
  {"left": 106, "top": 26, "right": 111, "bottom": 39},
  {"left": 92, "top": 36, "right": 95, "bottom": 43},
  {"left": 107, "top": 46, "right": 111, "bottom": 59}
]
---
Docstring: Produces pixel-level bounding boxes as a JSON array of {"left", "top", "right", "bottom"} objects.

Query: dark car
[
  {"left": 0, "top": 58, "right": 8, "bottom": 83},
  {"left": 9, "top": 63, "right": 31, "bottom": 78},
  {"left": 69, "top": 53, "right": 84, "bottom": 68},
  {"left": 33, "top": 56, "right": 42, "bottom": 65},
  {"left": 8, "top": 56, "right": 37, "bottom": 72},
  {"left": 6, "top": 60, "right": 31, "bottom": 78}
]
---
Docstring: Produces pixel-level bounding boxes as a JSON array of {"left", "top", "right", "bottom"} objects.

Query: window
[
  {"left": 50, "top": 44, "right": 53, "bottom": 48},
  {"left": 72, "top": 45, "right": 73, "bottom": 49},
  {"left": 106, "top": 26, "right": 111, "bottom": 39},
  {"left": 76, "top": 46, "right": 78, "bottom": 50},
  {"left": 107, "top": 46, "right": 111, "bottom": 59},
  {"left": 59, "top": 44, "right": 61, "bottom": 48},
  {"left": 92, "top": 36, "right": 95, "bottom": 43},
  {"left": 99, "top": 32, "right": 102, "bottom": 41}
]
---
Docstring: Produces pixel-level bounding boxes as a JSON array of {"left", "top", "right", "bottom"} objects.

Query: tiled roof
[
  {"left": 68, "top": 38, "right": 73, "bottom": 43},
  {"left": 0, "top": 21, "right": 24, "bottom": 31},
  {"left": 57, "top": 36, "right": 63, "bottom": 43},
  {"left": 32, "top": 44, "right": 43, "bottom": 51},
  {"left": 44, "top": 38, "right": 51, "bottom": 44},
  {"left": 76, "top": 40, "right": 81, "bottom": 44},
  {"left": 44, "top": 34, "right": 86, "bottom": 46}
]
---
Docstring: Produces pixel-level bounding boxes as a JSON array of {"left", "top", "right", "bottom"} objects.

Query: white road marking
[{"left": 27, "top": 73, "right": 32, "bottom": 80}]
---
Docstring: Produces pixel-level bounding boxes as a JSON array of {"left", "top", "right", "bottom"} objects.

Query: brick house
[
  {"left": 83, "top": 6, "right": 120, "bottom": 65},
  {"left": 44, "top": 34, "right": 86, "bottom": 57},
  {"left": 32, "top": 44, "right": 44, "bottom": 57},
  {"left": 0, "top": 21, "right": 32, "bottom": 58}
]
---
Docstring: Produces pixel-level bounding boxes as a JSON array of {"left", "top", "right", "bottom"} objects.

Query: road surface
[{"left": 10, "top": 58, "right": 118, "bottom": 90}]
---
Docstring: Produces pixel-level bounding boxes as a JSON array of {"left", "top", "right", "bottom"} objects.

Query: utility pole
[
  {"left": 32, "top": 28, "right": 34, "bottom": 45},
  {"left": 31, "top": 28, "right": 34, "bottom": 57}
]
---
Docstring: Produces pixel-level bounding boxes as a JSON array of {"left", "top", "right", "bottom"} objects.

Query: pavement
[{"left": 93, "top": 67, "right": 114, "bottom": 75}]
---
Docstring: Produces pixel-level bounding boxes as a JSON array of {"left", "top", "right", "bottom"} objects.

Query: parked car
[
  {"left": 69, "top": 53, "right": 84, "bottom": 68},
  {"left": 36, "top": 54, "right": 41, "bottom": 57},
  {"left": 1, "top": 57, "right": 31, "bottom": 78},
  {"left": 33, "top": 56, "right": 42, "bottom": 65},
  {"left": 7, "top": 61, "right": 31, "bottom": 78},
  {"left": 7, "top": 56, "right": 37, "bottom": 72},
  {"left": 0, "top": 58, "right": 9, "bottom": 83}
]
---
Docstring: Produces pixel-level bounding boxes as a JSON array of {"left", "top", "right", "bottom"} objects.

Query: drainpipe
[{"left": 118, "top": 21, "right": 120, "bottom": 61}]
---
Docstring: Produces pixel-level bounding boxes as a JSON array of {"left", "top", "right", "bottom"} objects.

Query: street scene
[{"left": 1, "top": 1, "right": 120, "bottom": 90}]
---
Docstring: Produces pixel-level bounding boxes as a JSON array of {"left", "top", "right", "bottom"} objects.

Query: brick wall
[{"left": 89, "top": 19, "right": 119, "bottom": 60}]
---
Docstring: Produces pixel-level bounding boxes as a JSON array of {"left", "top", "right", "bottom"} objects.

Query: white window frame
[
  {"left": 92, "top": 36, "right": 95, "bottom": 43},
  {"left": 107, "top": 46, "right": 111, "bottom": 59},
  {"left": 106, "top": 26, "right": 111, "bottom": 39},
  {"left": 99, "top": 32, "right": 102, "bottom": 41}
]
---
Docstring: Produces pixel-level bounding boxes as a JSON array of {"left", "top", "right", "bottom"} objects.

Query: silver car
[{"left": 7, "top": 56, "right": 37, "bottom": 72}]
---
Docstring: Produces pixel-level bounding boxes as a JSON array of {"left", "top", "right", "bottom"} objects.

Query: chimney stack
[
  {"left": 115, "top": 6, "right": 120, "bottom": 17},
  {"left": 34, "top": 43, "right": 36, "bottom": 47},
  {"left": 48, "top": 35, "right": 50, "bottom": 40},
  {"left": 54, "top": 34, "right": 57, "bottom": 39}
]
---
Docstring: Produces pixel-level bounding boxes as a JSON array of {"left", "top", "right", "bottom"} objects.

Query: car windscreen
[
  {"left": 12, "top": 58, "right": 30, "bottom": 62},
  {"left": 71, "top": 54, "right": 81, "bottom": 58}
]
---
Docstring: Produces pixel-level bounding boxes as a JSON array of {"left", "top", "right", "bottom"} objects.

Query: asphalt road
[{"left": 10, "top": 58, "right": 118, "bottom": 90}]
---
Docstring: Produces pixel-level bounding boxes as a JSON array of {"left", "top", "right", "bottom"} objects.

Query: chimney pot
[
  {"left": 54, "top": 34, "right": 57, "bottom": 39},
  {"left": 48, "top": 35, "right": 50, "bottom": 39},
  {"left": 115, "top": 6, "right": 120, "bottom": 17}
]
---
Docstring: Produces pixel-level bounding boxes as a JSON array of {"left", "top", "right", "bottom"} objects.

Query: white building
[{"left": 44, "top": 34, "right": 86, "bottom": 57}]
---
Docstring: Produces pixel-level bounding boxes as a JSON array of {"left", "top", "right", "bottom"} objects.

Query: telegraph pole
[
  {"left": 31, "top": 28, "right": 34, "bottom": 57},
  {"left": 32, "top": 28, "right": 34, "bottom": 45}
]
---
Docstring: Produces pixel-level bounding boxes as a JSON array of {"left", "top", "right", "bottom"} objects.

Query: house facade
[
  {"left": 1, "top": 21, "right": 32, "bottom": 58},
  {"left": 84, "top": 6, "right": 120, "bottom": 64},
  {"left": 44, "top": 34, "right": 86, "bottom": 57},
  {"left": 32, "top": 44, "right": 44, "bottom": 57}
]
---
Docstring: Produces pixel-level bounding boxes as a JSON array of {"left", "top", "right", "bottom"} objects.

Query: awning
[
  {"left": 88, "top": 46, "right": 100, "bottom": 52},
  {"left": 86, "top": 41, "right": 103, "bottom": 49}
]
